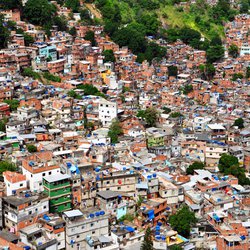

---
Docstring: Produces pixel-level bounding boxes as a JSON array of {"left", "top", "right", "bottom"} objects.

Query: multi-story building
[
  {"left": 21, "top": 151, "right": 61, "bottom": 193},
  {"left": 3, "top": 171, "right": 27, "bottom": 196},
  {"left": 2, "top": 193, "right": 49, "bottom": 234},
  {"left": 98, "top": 99, "right": 117, "bottom": 127},
  {"left": 63, "top": 209, "right": 109, "bottom": 250},
  {"left": 39, "top": 214, "right": 66, "bottom": 250},
  {"left": 19, "top": 224, "right": 58, "bottom": 250},
  {"left": 205, "top": 142, "right": 228, "bottom": 170},
  {"left": 43, "top": 173, "right": 72, "bottom": 213}
]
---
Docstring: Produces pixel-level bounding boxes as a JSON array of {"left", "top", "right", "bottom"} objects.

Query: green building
[{"left": 43, "top": 173, "right": 72, "bottom": 213}]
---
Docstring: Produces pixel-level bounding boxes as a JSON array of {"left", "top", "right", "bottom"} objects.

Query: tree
[
  {"left": 0, "top": 161, "right": 17, "bottom": 175},
  {"left": 183, "top": 85, "right": 193, "bottom": 95},
  {"left": 206, "top": 45, "right": 224, "bottom": 63},
  {"left": 240, "top": 0, "right": 250, "bottom": 13},
  {"left": 103, "top": 50, "right": 116, "bottom": 63},
  {"left": 27, "top": 144, "right": 37, "bottom": 153},
  {"left": 84, "top": 31, "right": 97, "bottom": 46},
  {"left": 233, "top": 118, "right": 244, "bottom": 129},
  {"left": 219, "top": 154, "right": 239, "bottom": 173},
  {"left": 232, "top": 73, "right": 243, "bottom": 81},
  {"left": 23, "top": 33, "right": 35, "bottom": 46},
  {"left": 0, "top": 117, "right": 8, "bottom": 132},
  {"left": 69, "top": 27, "right": 77, "bottom": 37},
  {"left": 168, "top": 65, "right": 178, "bottom": 77},
  {"left": 228, "top": 44, "right": 239, "bottom": 58},
  {"left": 169, "top": 206, "right": 197, "bottom": 238},
  {"left": 23, "top": 0, "right": 56, "bottom": 26},
  {"left": 219, "top": 154, "right": 250, "bottom": 185},
  {"left": 137, "top": 108, "right": 158, "bottom": 127},
  {"left": 170, "top": 112, "right": 183, "bottom": 118},
  {"left": 43, "top": 72, "right": 61, "bottom": 82},
  {"left": 170, "top": 246, "right": 182, "bottom": 250},
  {"left": 246, "top": 67, "right": 250, "bottom": 79},
  {"left": 65, "top": 0, "right": 80, "bottom": 12},
  {"left": 53, "top": 16, "right": 68, "bottom": 31},
  {"left": 0, "top": 0, "right": 22, "bottom": 10},
  {"left": 68, "top": 90, "right": 81, "bottom": 99},
  {"left": 186, "top": 162, "right": 204, "bottom": 175},
  {"left": 0, "top": 15, "right": 10, "bottom": 49},
  {"left": 141, "top": 227, "right": 153, "bottom": 250},
  {"left": 108, "top": 119, "right": 123, "bottom": 143},
  {"left": 4, "top": 99, "right": 19, "bottom": 111},
  {"left": 163, "top": 107, "right": 171, "bottom": 114}
]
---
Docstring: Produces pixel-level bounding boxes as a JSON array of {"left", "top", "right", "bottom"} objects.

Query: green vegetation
[
  {"left": 65, "top": 0, "right": 80, "bottom": 12},
  {"left": 163, "top": 107, "right": 171, "bottom": 114},
  {"left": 4, "top": 99, "right": 19, "bottom": 111},
  {"left": 0, "top": 161, "right": 17, "bottom": 175},
  {"left": 168, "top": 65, "right": 178, "bottom": 77},
  {"left": 118, "top": 213, "right": 135, "bottom": 222},
  {"left": 186, "top": 162, "right": 204, "bottom": 175},
  {"left": 22, "top": 67, "right": 41, "bottom": 80},
  {"left": 246, "top": 67, "right": 250, "bottom": 79},
  {"left": 77, "top": 84, "right": 105, "bottom": 98},
  {"left": 170, "top": 112, "right": 183, "bottom": 118},
  {"left": 199, "top": 64, "right": 216, "bottom": 80},
  {"left": 182, "top": 84, "right": 193, "bottom": 95},
  {"left": 68, "top": 90, "right": 82, "bottom": 99},
  {"left": 233, "top": 118, "right": 244, "bottom": 129},
  {"left": 137, "top": 108, "right": 158, "bottom": 127},
  {"left": 16, "top": 29, "right": 35, "bottom": 46},
  {"left": 0, "top": 0, "right": 22, "bottom": 10},
  {"left": 170, "top": 246, "right": 182, "bottom": 250},
  {"left": 108, "top": 119, "right": 123, "bottom": 143},
  {"left": 141, "top": 227, "right": 153, "bottom": 250},
  {"left": 232, "top": 73, "right": 244, "bottom": 81},
  {"left": 240, "top": 0, "right": 250, "bottom": 13},
  {"left": 27, "top": 144, "right": 37, "bottom": 153},
  {"left": 23, "top": 0, "right": 57, "bottom": 26},
  {"left": 0, "top": 117, "right": 8, "bottom": 132},
  {"left": 43, "top": 72, "right": 61, "bottom": 82},
  {"left": 169, "top": 206, "right": 197, "bottom": 238},
  {"left": 84, "top": 31, "right": 97, "bottom": 46},
  {"left": 0, "top": 15, "right": 11, "bottom": 49},
  {"left": 69, "top": 27, "right": 77, "bottom": 37},
  {"left": 103, "top": 50, "right": 116, "bottom": 63},
  {"left": 219, "top": 154, "right": 250, "bottom": 185},
  {"left": 228, "top": 44, "right": 239, "bottom": 58}
]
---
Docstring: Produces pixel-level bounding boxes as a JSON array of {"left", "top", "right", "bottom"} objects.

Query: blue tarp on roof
[
  {"left": 148, "top": 210, "right": 154, "bottom": 220},
  {"left": 125, "top": 226, "right": 135, "bottom": 232}
]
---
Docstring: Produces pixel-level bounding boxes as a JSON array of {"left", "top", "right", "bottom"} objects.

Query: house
[
  {"left": 63, "top": 209, "right": 109, "bottom": 250},
  {"left": 43, "top": 173, "right": 72, "bottom": 213},
  {"left": 21, "top": 151, "right": 61, "bottom": 192},
  {"left": 2, "top": 193, "right": 49, "bottom": 234},
  {"left": 98, "top": 99, "right": 117, "bottom": 127},
  {"left": 3, "top": 171, "right": 27, "bottom": 196}
]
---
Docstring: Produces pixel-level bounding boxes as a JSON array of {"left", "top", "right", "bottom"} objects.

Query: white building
[
  {"left": 193, "top": 116, "right": 212, "bottom": 132},
  {"left": 240, "top": 43, "right": 250, "bottom": 56},
  {"left": 98, "top": 99, "right": 117, "bottom": 127},
  {"left": 63, "top": 209, "right": 109, "bottom": 250},
  {"left": 3, "top": 171, "right": 27, "bottom": 196}
]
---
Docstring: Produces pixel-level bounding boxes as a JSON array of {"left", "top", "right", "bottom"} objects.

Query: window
[
  {"left": 29, "top": 211, "right": 32, "bottom": 215},
  {"left": 42, "top": 173, "right": 46, "bottom": 177},
  {"left": 20, "top": 183, "right": 23, "bottom": 187},
  {"left": 91, "top": 223, "right": 94, "bottom": 227},
  {"left": 77, "top": 235, "right": 80, "bottom": 238},
  {"left": 43, "top": 206, "right": 47, "bottom": 209},
  {"left": 92, "top": 231, "right": 95, "bottom": 234},
  {"left": 49, "top": 172, "right": 52, "bottom": 175}
]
